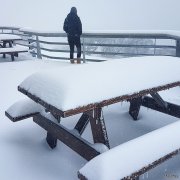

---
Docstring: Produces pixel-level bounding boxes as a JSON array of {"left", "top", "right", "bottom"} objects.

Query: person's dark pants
[{"left": 68, "top": 35, "right": 81, "bottom": 59}]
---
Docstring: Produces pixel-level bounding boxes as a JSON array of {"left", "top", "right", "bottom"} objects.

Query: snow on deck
[
  {"left": 19, "top": 56, "right": 180, "bottom": 111},
  {"left": 79, "top": 120, "right": 180, "bottom": 180}
]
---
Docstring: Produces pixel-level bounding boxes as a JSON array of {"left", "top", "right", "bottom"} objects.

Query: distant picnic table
[{"left": 0, "top": 33, "right": 28, "bottom": 61}]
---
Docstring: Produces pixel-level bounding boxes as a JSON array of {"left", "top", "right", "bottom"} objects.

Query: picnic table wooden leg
[
  {"left": 89, "top": 107, "right": 110, "bottom": 148},
  {"left": 129, "top": 97, "right": 142, "bottom": 120},
  {"left": 46, "top": 113, "right": 61, "bottom": 149},
  {"left": 11, "top": 53, "right": 15, "bottom": 61},
  {"left": 46, "top": 132, "right": 57, "bottom": 149},
  {"left": 74, "top": 111, "right": 91, "bottom": 135}
]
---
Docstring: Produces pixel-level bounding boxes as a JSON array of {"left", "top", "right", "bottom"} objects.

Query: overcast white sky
[{"left": 0, "top": 0, "right": 180, "bottom": 31}]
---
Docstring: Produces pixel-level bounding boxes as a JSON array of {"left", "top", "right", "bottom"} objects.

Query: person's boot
[
  {"left": 70, "top": 59, "right": 75, "bottom": 64},
  {"left": 77, "top": 58, "right": 81, "bottom": 64}
]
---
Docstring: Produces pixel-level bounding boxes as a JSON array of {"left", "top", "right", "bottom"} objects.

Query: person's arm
[
  {"left": 63, "top": 18, "right": 68, "bottom": 33},
  {"left": 78, "top": 17, "right": 82, "bottom": 35}
]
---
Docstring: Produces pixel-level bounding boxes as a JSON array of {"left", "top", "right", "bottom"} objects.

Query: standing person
[{"left": 63, "top": 7, "right": 82, "bottom": 64}]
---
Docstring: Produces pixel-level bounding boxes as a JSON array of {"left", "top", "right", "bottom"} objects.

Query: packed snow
[
  {"left": 1, "top": 55, "right": 180, "bottom": 180},
  {"left": 19, "top": 56, "right": 180, "bottom": 111}
]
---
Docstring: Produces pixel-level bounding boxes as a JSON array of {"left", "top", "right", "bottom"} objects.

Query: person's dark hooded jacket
[{"left": 63, "top": 7, "right": 82, "bottom": 36}]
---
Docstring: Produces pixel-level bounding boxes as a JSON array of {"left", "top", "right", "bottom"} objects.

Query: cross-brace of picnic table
[{"left": 9, "top": 81, "right": 180, "bottom": 163}]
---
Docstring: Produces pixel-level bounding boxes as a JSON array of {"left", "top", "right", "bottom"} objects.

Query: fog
[{"left": 0, "top": 0, "right": 180, "bottom": 31}]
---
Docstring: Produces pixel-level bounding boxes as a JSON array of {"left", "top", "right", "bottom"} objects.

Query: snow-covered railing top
[
  {"left": 19, "top": 28, "right": 180, "bottom": 61},
  {"left": 18, "top": 56, "right": 180, "bottom": 117},
  {"left": 1, "top": 26, "right": 180, "bottom": 61},
  {"left": 20, "top": 29, "right": 180, "bottom": 39}
]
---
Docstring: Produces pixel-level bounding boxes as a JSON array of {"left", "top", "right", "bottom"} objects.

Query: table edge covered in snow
[{"left": 18, "top": 81, "right": 180, "bottom": 118}]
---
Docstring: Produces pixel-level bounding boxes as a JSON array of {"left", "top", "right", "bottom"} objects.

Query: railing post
[
  {"left": 82, "top": 36, "right": 86, "bottom": 63},
  {"left": 176, "top": 40, "right": 180, "bottom": 57},
  {"left": 36, "top": 35, "right": 42, "bottom": 59}
]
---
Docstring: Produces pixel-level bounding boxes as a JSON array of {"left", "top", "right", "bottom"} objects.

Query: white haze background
[{"left": 0, "top": 0, "right": 180, "bottom": 31}]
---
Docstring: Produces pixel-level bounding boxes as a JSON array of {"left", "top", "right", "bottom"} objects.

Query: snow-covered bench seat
[
  {"left": 78, "top": 120, "right": 180, "bottom": 180},
  {"left": 5, "top": 56, "right": 180, "bottom": 161},
  {"left": 5, "top": 99, "right": 44, "bottom": 122},
  {"left": 0, "top": 46, "right": 28, "bottom": 61}
]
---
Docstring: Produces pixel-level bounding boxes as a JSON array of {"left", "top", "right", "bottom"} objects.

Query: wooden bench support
[
  {"left": 142, "top": 96, "right": 180, "bottom": 118},
  {"left": 89, "top": 108, "right": 110, "bottom": 148},
  {"left": 46, "top": 112, "right": 90, "bottom": 149},
  {"left": 129, "top": 97, "right": 142, "bottom": 120},
  {"left": 33, "top": 114, "right": 100, "bottom": 161},
  {"left": 150, "top": 92, "right": 168, "bottom": 109},
  {"left": 74, "top": 112, "right": 91, "bottom": 135},
  {"left": 46, "top": 113, "right": 61, "bottom": 149}
]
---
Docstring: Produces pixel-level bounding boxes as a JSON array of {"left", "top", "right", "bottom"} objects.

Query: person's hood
[{"left": 70, "top": 7, "right": 77, "bottom": 14}]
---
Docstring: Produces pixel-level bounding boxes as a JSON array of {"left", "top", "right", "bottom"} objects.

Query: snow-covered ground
[{"left": 1, "top": 53, "right": 180, "bottom": 180}]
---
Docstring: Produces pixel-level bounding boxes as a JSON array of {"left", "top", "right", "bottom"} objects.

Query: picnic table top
[
  {"left": 18, "top": 56, "right": 180, "bottom": 117},
  {"left": 0, "top": 33, "right": 22, "bottom": 41}
]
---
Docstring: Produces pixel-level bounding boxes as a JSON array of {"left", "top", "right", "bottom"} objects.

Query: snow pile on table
[
  {"left": 79, "top": 120, "right": 180, "bottom": 180},
  {"left": 19, "top": 56, "right": 180, "bottom": 111}
]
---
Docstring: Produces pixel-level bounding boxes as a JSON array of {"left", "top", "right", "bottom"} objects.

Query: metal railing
[{"left": 1, "top": 26, "right": 180, "bottom": 62}]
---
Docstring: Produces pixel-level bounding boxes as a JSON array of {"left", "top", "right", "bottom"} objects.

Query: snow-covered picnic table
[
  {"left": 5, "top": 56, "right": 180, "bottom": 179},
  {"left": 0, "top": 34, "right": 28, "bottom": 61}
]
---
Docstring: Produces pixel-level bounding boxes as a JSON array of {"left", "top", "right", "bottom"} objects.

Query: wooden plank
[
  {"left": 46, "top": 113, "right": 61, "bottom": 149},
  {"left": 129, "top": 97, "right": 142, "bottom": 120},
  {"left": 142, "top": 96, "right": 180, "bottom": 118},
  {"left": 33, "top": 114, "right": 100, "bottom": 161},
  {"left": 89, "top": 108, "right": 110, "bottom": 148}
]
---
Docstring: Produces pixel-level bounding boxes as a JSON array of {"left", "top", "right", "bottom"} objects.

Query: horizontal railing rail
[{"left": 0, "top": 26, "right": 180, "bottom": 62}]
